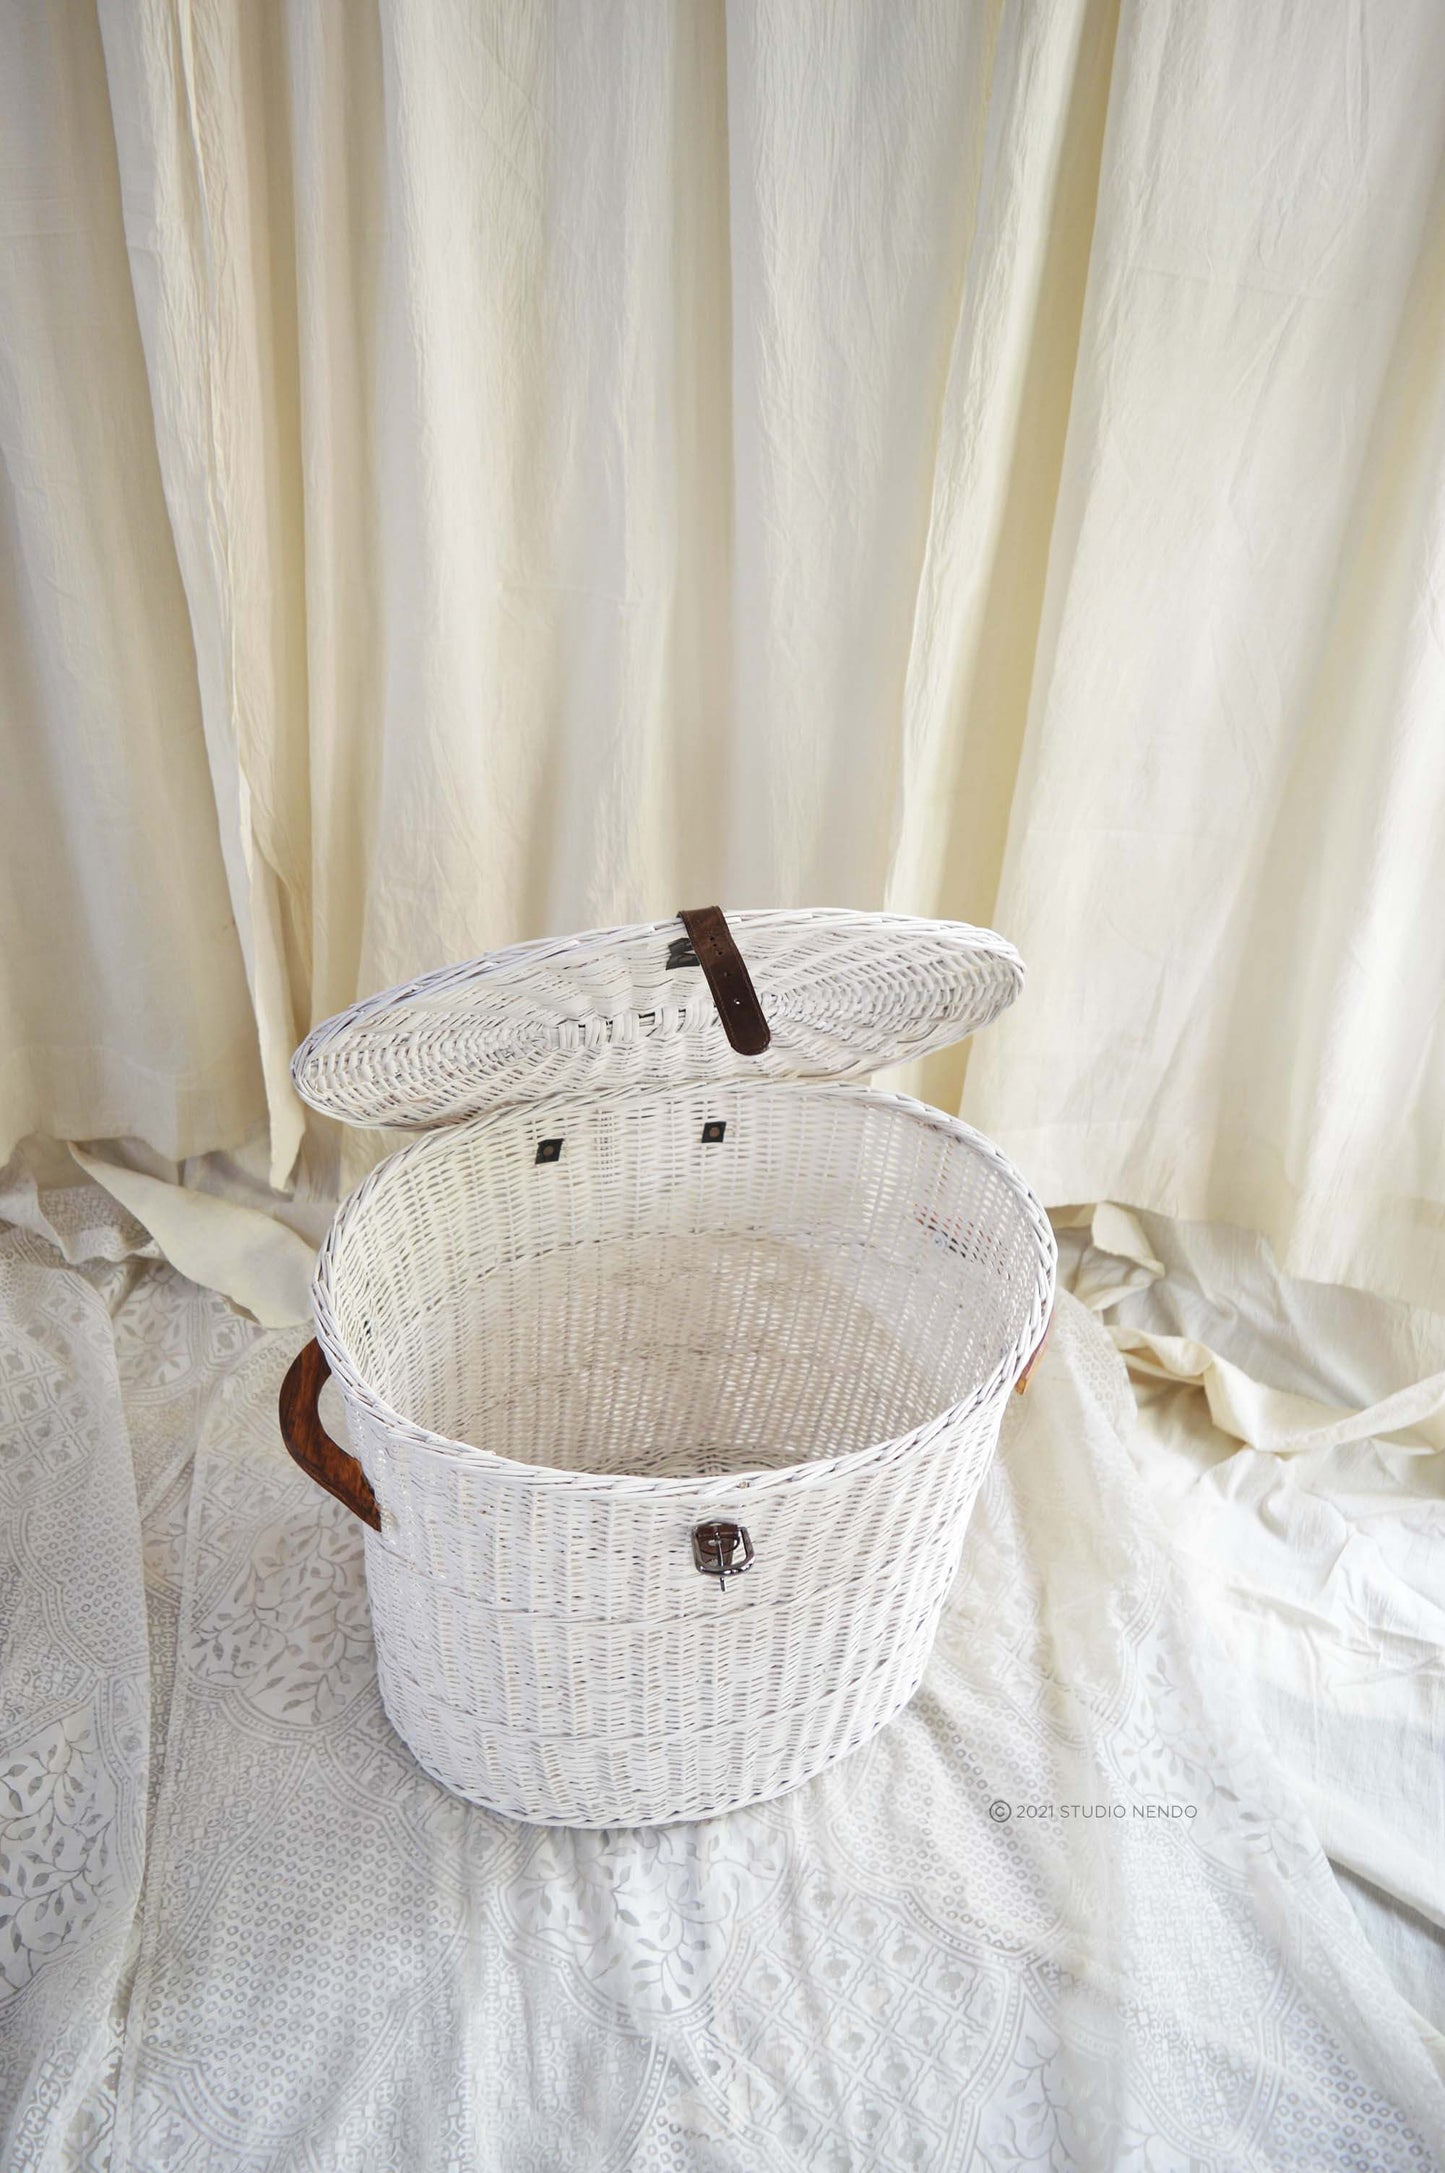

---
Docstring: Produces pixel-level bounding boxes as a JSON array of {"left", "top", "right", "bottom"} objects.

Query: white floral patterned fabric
[{"left": 2, "top": 1187, "right": 1444, "bottom": 2170}]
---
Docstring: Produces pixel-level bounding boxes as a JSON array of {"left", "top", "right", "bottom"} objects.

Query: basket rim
[{"left": 312, "top": 1080, "right": 1056, "bottom": 1501}]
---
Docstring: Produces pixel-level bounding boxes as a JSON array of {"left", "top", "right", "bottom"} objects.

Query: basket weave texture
[
  {"left": 292, "top": 908, "right": 1026, "bottom": 1128},
  {"left": 308, "top": 1053, "right": 1054, "bottom": 1824}
]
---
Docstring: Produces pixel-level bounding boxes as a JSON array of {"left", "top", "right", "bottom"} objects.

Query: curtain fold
[
  {"left": 960, "top": 0, "right": 1445, "bottom": 1313},
  {"left": 0, "top": 0, "right": 264, "bottom": 1163},
  {"left": 2, "top": 0, "right": 1443, "bottom": 1308},
  {"left": 99, "top": 0, "right": 316, "bottom": 1186}
]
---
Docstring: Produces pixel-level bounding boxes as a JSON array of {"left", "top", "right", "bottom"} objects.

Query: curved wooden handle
[
  {"left": 279, "top": 1339, "right": 381, "bottom": 1530},
  {"left": 1014, "top": 1308, "right": 1052, "bottom": 1395}
]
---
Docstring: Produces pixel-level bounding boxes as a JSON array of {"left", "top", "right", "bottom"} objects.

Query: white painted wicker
[
  {"left": 289, "top": 912, "right": 1055, "bottom": 1826},
  {"left": 291, "top": 908, "right": 1026, "bottom": 1128}
]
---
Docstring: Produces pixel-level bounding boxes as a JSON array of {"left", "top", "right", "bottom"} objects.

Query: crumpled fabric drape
[
  {"left": 3, "top": 0, "right": 1445, "bottom": 1307},
  {"left": 1058, "top": 1203, "right": 1445, "bottom": 2031}
]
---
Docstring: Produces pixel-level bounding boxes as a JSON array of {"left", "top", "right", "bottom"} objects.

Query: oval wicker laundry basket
[{"left": 282, "top": 908, "right": 1055, "bottom": 1826}]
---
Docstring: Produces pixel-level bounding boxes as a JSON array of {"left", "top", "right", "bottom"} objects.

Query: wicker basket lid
[{"left": 291, "top": 907, "right": 1023, "bottom": 1130}]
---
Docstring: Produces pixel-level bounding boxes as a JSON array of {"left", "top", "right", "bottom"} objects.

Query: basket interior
[{"left": 322, "top": 1084, "right": 1046, "bottom": 1480}]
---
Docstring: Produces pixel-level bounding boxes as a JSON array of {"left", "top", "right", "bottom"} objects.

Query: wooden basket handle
[
  {"left": 279, "top": 1339, "right": 382, "bottom": 1530},
  {"left": 1014, "top": 1309, "right": 1052, "bottom": 1395}
]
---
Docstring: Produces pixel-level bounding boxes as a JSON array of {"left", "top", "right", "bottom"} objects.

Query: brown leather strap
[
  {"left": 279, "top": 1338, "right": 382, "bottom": 1530},
  {"left": 677, "top": 906, "right": 771, "bottom": 1057}
]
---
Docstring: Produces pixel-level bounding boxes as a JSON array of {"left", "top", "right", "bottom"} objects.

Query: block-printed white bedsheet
[{"left": 2, "top": 1188, "right": 1443, "bottom": 2170}]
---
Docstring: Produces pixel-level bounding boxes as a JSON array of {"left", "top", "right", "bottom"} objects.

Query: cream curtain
[{"left": 2, "top": 0, "right": 1443, "bottom": 1309}]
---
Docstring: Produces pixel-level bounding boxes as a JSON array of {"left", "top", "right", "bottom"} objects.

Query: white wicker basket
[{"left": 282, "top": 908, "right": 1055, "bottom": 1826}]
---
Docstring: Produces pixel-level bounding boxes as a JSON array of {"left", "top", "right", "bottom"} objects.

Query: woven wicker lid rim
[{"left": 291, "top": 907, "right": 1024, "bottom": 1130}]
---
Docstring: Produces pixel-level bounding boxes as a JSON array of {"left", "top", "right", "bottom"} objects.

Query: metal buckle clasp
[{"left": 691, "top": 1520, "right": 754, "bottom": 1588}]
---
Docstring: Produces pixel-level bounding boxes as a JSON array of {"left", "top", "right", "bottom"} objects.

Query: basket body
[{"left": 314, "top": 1079, "right": 1054, "bottom": 1825}]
